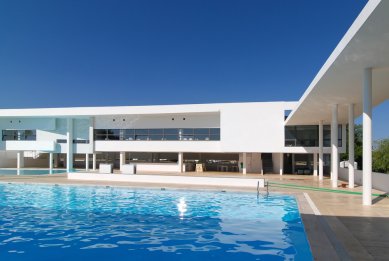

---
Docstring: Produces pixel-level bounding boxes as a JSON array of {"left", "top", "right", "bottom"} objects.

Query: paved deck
[{"left": 0, "top": 171, "right": 388, "bottom": 260}]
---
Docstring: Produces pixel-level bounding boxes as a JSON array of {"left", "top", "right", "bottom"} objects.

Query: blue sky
[{"left": 0, "top": 0, "right": 387, "bottom": 139}]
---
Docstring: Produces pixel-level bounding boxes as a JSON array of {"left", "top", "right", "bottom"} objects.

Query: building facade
[{"left": 0, "top": 101, "right": 346, "bottom": 175}]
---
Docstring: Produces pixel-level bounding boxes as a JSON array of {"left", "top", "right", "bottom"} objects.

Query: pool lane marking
[{"left": 304, "top": 192, "right": 321, "bottom": 216}]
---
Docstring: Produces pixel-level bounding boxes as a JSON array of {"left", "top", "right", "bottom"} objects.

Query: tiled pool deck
[{"left": 0, "top": 172, "right": 388, "bottom": 260}]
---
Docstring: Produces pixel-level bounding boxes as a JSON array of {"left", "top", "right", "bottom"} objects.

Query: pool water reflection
[{"left": 0, "top": 184, "right": 313, "bottom": 260}]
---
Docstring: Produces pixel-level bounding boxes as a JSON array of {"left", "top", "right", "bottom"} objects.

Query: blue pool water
[
  {"left": 0, "top": 184, "right": 313, "bottom": 260},
  {"left": 0, "top": 169, "right": 67, "bottom": 175}
]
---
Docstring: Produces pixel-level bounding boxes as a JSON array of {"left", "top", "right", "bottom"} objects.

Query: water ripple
[{"left": 0, "top": 183, "right": 313, "bottom": 260}]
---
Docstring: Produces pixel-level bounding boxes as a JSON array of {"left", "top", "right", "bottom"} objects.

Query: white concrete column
[
  {"left": 49, "top": 153, "right": 53, "bottom": 174},
  {"left": 348, "top": 104, "right": 355, "bottom": 189},
  {"left": 259, "top": 153, "right": 264, "bottom": 175},
  {"left": 66, "top": 118, "right": 73, "bottom": 172},
  {"left": 279, "top": 153, "right": 283, "bottom": 175},
  {"left": 85, "top": 154, "right": 89, "bottom": 171},
  {"left": 363, "top": 68, "right": 372, "bottom": 205},
  {"left": 120, "top": 152, "right": 126, "bottom": 169},
  {"left": 319, "top": 120, "right": 324, "bottom": 180},
  {"left": 342, "top": 124, "right": 347, "bottom": 149},
  {"left": 17, "top": 151, "right": 24, "bottom": 175},
  {"left": 242, "top": 152, "right": 247, "bottom": 175},
  {"left": 331, "top": 104, "right": 339, "bottom": 188},
  {"left": 313, "top": 153, "right": 318, "bottom": 176},
  {"left": 92, "top": 153, "right": 97, "bottom": 171},
  {"left": 89, "top": 117, "right": 94, "bottom": 153},
  {"left": 178, "top": 152, "right": 183, "bottom": 173},
  {"left": 53, "top": 153, "right": 59, "bottom": 168}
]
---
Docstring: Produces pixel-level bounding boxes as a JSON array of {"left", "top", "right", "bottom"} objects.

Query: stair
[{"left": 261, "top": 153, "right": 273, "bottom": 174}]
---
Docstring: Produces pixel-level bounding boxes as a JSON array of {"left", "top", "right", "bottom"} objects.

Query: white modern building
[
  {"left": 0, "top": 101, "right": 344, "bottom": 175},
  {"left": 0, "top": 0, "right": 388, "bottom": 205}
]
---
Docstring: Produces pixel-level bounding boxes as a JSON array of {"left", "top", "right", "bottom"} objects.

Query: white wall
[
  {"left": 0, "top": 118, "right": 55, "bottom": 131},
  {"left": 220, "top": 102, "right": 298, "bottom": 153},
  {"left": 135, "top": 163, "right": 180, "bottom": 173},
  {"left": 339, "top": 167, "right": 389, "bottom": 193},
  {"left": 5, "top": 141, "right": 55, "bottom": 151}
]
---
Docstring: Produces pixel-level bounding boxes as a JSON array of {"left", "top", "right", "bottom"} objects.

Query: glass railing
[
  {"left": 2, "top": 130, "right": 37, "bottom": 141},
  {"left": 94, "top": 128, "right": 220, "bottom": 141}
]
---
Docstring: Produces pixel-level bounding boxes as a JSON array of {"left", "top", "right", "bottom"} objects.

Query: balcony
[{"left": 5, "top": 141, "right": 56, "bottom": 151}]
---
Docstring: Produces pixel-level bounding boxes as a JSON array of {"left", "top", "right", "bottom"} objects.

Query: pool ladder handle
[{"left": 257, "top": 179, "right": 269, "bottom": 196}]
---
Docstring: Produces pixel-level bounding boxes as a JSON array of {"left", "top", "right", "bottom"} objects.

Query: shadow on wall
[{"left": 339, "top": 167, "right": 389, "bottom": 193}]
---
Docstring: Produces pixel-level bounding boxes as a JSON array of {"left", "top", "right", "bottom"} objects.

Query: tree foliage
[
  {"left": 341, "top": 124, "right": 363, "bottom": 169},
  {"left": 341, "top": 124, "right": 389, "bottom": 174},
  {"left": 373, "top": 139, "right": 389, "bottom": 174}
]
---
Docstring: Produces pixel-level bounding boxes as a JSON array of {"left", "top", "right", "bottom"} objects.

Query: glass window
[
  {"left": 2, "top": 130, "right": 36, "bottom": 141},
  {"left": 181, "top": 135, "right": 194, "bottom": 141},
  {"left": 94, "top": 129, "right": 108, "bottom": 140},
  {"left": 73, "top": 139, "right": 89, "bottom": 144},
  {"left": 149, "top": 135, "right": 163, "bottom": 140},
  {"left": 194, "top": 128, "right": 209, "bottom": 135},
  {"left": 210, "top": 134, "right": 220, "bottom": 141},
  {"left": 164, "top": 135, "right": 179, "bottom": 140},
  {"left": 135, "top": 129, "right": 148, "bottom": 135},
  {"left": 107, "top": 129, "right": 120, "bottom": 135},
  {"left": 285, "top": 125, "right": 317, "bottom": 147},
  {"left": 135, "top": 135, "right": 148, "bottom": 141},
  {"left": 323, "top": 125, "right": 331, "bottom": 147},
  {"left": 149, "top": 129, "right": 163, "bottom": 135},
  {"left": 124, "top": 129, "right": 135, "bottom": 135},
  {"left": 125, "top": 135, "right": 135, "bottom": 141},
  {"left": 180, "top": 128, "right": 193, "bottom": 135},
  {"left": 95, "top": 129, "right": 108, "bottom": 135},
  {"left": 106, "top": 135, "right": 120, "bottom": 140},
  {"left": 2, "top": 130, "right": 15, "bottom": 141},
  {"left": 24, "top": 130, "right": 36, "bottom": 140},
  {"left": 94, "top": 135, "right": 106, "bottom": 140},
  {"left": 93, "top": 128, "right": 219, "bottom": 142},
  {"left": 210, "top": 128, "right": 220, "bottom": 135},
  {"left": 106, "top": 129, "right": 120, "bottom": 140},
  {"left": 286, "top": 125, "right": 342, "bottom": 147},
  {"left": 3, "top": 130, "right": 13, "bottom": 136},
  {"left": 164, "top": 128, "right": 179, "bottom": 135},
  {"left": 338, "top": 125, "right": 343, "bottom": 147},
  {"left": 194, "top": 135, "right": 210, "bottom": 141},
  {"left": 123, "top": 129, "right": 135, "bottom": 140}
]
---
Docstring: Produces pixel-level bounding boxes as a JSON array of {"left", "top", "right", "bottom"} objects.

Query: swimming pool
[
  {"left": 0, "top": 184, "right": 313, "bottom": 260},
  {"left": 0, "top": 169, "right": 67, "bottom": 175}
]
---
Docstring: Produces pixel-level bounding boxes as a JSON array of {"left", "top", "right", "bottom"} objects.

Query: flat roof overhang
[
  {"left": 0, "top": 101, "right": 293, "bottom": 118},
  {"left": 0, "top": 104, "right": 222, "bottom": 118},
  {"left": 286, "top": 0, "right": 389, "bottom": 125}
]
